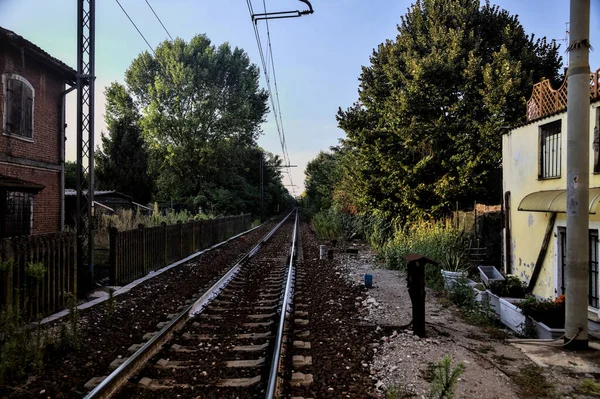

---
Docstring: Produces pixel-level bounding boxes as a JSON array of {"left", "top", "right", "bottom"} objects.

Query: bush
[
  {"left": 488, "top": 276, "right": 527, "bottom": 298},
  {"left": 518, "top": 295, "right": 565, "bottom": 328},
  {"left": 382, "top": 220, "right": 468, "bottom": 290}
]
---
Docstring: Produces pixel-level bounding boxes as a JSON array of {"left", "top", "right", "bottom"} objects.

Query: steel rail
[
  {"left": 266, "top": 208, "right": 298, "bottom": 398},
  {"left": 84, "top": 209, "right": 296, "bottom": 399}
]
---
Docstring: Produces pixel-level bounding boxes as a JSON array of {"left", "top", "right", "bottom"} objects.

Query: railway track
[{"left": 84, "top": 209, "right": 303, "bottom": 399}]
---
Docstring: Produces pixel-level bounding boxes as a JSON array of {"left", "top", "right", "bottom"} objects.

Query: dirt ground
[{"left": 334, "top": 242, "right": 600, "bottom": 399}]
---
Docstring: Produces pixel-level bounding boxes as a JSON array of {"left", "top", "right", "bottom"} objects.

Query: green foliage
[
  {"left": 0, "top": 258, "right": 14, "bottom": 273},
  {"left": 60, "top": 293, "right": 81, "bottom": 351},
  {"left": 25, "top": 262, "right": 46, "bottom": 281},
  {"left": 448, "top": 277, "right": 497, "bottom": 327},
  {"left": 574, "top": 379, "right": 600, "bottom": 397},
  {"left": 95, "top": 82, "right": 154, "bottom": 204},
  {"left": 304, "top": 150, "right": 344, "bottom": 214},
  {"left": 386, "top": 383, "right": 417, "bottom": 398},
  {"left": 106, "top": 288, "right": 116, "bottom": 322},
  {"left": 64, "top": 161, "right": 77, "bottom": 189},
  {"left": 512, "top": 365, "right": 556, "bottom": 398},
  {"left": 336, "top": 0, "right": 562, "bottom": 222},
  {"left": 0, "top": 305, "right": 46, "bottom": 384},
  {"left": 428, "top": 355, "right": 465, "bottom": 399},
  {"left": 312, "top": 208, "right": 343, "bottom": 241},
  {"left": 382, "top": 220, "right": 467, "bottom": 289},
  {"left": 488, "top": 276, "right": 527, "bottom": 298},
  {"left": 518, "top": 295, "right": 565, "bottom": 328}
]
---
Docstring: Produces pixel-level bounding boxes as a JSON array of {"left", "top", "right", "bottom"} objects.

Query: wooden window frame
[{"left": 2, "top": 74, "right": 35, "bottom": 142}]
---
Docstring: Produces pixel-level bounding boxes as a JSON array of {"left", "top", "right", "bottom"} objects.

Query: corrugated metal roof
[
  {"left": 518, "top": 188, "right": 600, "bottom": 214},
  {"left": 64, "top": 189, "right": 132, "bottom": 200},
  {"left": 0, "top": 26, "right": 77, "bottom": 83}
]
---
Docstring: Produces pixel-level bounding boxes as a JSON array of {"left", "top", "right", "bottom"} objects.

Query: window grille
[
  {"left": 5, "top": 191, "right": 33, "bottom": 237},
  {"left": 594, "top": 109, "right": 600, "bottom": 173},
  {"left": 558, "top": 227, "right": 599, "bottom": 308},
  {"left": 539, "top": 120, "right": 561, "bottom": 179}
]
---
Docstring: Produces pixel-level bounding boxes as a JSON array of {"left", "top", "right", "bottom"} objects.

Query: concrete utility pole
[{"left": 565, "top": 0, "right": 591, "bottom": 349}]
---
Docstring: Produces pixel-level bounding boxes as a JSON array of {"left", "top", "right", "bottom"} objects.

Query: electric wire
[
  {"left": 115, "top": 0, "right": 156, "bottom": 55},
  {"left": 246, "top": 0, "right": 296, "bottom": 195},
  {"left": 144, "top": 0, "right": 174, "bottom": 41}
]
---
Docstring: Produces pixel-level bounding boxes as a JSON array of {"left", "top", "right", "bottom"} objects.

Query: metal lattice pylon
[{"left": 76, "top": 0, "right": 95, "bottom": 290}]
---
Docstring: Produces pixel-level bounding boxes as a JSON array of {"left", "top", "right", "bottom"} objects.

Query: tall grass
[{"left": 382, "top": 219, "right": 468, "bottom": 290}]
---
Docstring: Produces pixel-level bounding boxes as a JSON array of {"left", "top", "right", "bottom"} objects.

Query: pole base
[{"left": 564, "top": 338, "right": 589, "bottom": 350}]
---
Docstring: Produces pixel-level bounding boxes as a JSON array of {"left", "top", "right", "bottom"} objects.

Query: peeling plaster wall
[{"left": 503, "top": 106, "right": 600, "bottom": 300}]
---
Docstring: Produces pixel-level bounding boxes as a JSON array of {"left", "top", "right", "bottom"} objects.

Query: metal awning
[
  {"left": 518, "top": 188, "right": 600, "bottom": 214},
  {"left": 0, "top": 173, "right": 45, "bottom": 193}
]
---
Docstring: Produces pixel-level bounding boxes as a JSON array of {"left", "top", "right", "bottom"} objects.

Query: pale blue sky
[{"left": 0, "top": 0, "right": 599, "bottom": 195}]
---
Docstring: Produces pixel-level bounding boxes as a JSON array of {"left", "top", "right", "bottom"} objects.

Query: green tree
[
  {"left": 95, "top": 82, "right": 153, "bottom": 203},
  {"left": 64, "top": 161, "right": 77, "bottom": 189},
  {"left": 337, "top": 0, "right": 562, "bottom": 221},
  {"left": 304, "top": 150, "right": 344, "bottom": 213},
  {"left": 124, "top": 35, "right": 269, "bottom": 210}
]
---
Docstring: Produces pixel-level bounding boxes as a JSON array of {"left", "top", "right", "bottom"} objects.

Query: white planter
[
  {"left": 441, "top": 270, "right": 467, "bottom": 290},
  {"left": 499, "top": 297, "right": 525, "bottom": 334},
  {"left": 486, "top": 290, "right": 501, "bottom": 316},
  {"left": 530, "top": 317, "right": 565, "bottom": 339},
  {"left": 473, "top": 286, "right": 489, "bottom": 304}
]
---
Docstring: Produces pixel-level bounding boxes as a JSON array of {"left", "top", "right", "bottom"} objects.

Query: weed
[
  {"left": 448, "top": 277, "right": 498, "bottom": 328},
  {"left": 0, "top": 258, "right": 14, "bottom": 272},
  {"left": 60, "top": 293, "right": 81, "bottom": 350},
  {"left": 385, "top": 383, "right": 417, "bottom": 398},
  {"left": 428, "top": 355, "right": 465, "bottom": 399},
  {"left": 106, "top": 288, "right": 116, "bottom": 322},
  {"left": 421, "top": 362, "right": 437, "bottom": 382},
  {"left": 512, "top": 365, "right": 556, "bottom": 398},
  {"left": 574, "top": 379, "right": 600, "bottom": 397},
  {"left": 25, "top": 262, "right": 46, "bottom": 281}
]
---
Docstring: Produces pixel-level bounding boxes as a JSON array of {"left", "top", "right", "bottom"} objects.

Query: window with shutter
[{"left": 2, "top": 74, "right": 34, "bottom": 140}]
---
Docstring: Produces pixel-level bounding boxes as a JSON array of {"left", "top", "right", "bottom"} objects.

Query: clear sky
[{"left": 0, "top": 0, "right": 599, "bottom": 196}]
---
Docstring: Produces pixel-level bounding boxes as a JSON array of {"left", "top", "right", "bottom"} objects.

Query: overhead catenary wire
[
  {"left": 246, "top": 0, "right": 296, "bottom": 195},
  {"left": 144, "top": 0, "right": 174, "bottom": 41},
  {"left": 115, "top": 0, "right": 156, "bottom": 55}
]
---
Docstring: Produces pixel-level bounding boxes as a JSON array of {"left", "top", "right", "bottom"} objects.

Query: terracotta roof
[{"left": 0, "top": 26, "right": 77, "bottom": 83}]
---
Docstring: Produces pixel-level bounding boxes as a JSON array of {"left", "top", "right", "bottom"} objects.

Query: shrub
[
  {"left": 489, "top": 276, "right": 527, "bottom": 298},
  {"left": 428, "top": 355, "right": 464, "bottom": 399},
  {"left": 518, "top": 295, "right": 565, "bottom": 328}
]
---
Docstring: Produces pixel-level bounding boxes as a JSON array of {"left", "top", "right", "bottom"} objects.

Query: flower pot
[
  {"left": 499, "top": 297, "right": 525, "bottom": 334},
  {"left": 486, "top": 290, "right": 501, "bottom": 316},
  {"left": 441, "top": 270, "right": 467, "bottom": 290},
  {"left": 529, "top": 317, "right": 565, "bottom": 339}
]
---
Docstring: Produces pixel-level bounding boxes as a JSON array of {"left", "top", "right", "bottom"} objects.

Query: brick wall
[
  {"left": 0, "top": 44, "right": 67, "bottom": 235},
  {"left": 0, "top": 46, "right": 64, "bottom": 165},
  {"left": 0, "top": 164, "right": 60, "bottom": 234}
]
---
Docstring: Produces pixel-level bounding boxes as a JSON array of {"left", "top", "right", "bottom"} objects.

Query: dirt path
[{"left": 334, "top": 242, "right": 595, "bottom": 399}]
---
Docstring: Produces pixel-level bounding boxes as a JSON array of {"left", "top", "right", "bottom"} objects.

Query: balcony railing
[{"left": 526, "top": 67, "right": 599, "bottom": 121}]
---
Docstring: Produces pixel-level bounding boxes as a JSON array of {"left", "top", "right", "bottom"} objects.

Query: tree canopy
[
  {"left": 94, "top": 34, "right": 292, "bottom": 217},
  {"left": 334, "top": 0, "right": 562, "bottom": 221}
]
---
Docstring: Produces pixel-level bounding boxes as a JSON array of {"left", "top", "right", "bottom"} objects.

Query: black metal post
[{"left": 76, "top": 0, "right": 95, "bottom": 292}]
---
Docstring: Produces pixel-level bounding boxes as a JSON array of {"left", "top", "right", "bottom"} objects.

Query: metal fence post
[{"left": 109, "top": 227, "right": 118, "bottom": 286}]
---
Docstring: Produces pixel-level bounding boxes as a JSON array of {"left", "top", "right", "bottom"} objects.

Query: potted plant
[
  {"left": 486, "top": 276, "right": 527, "bottom": 332},
  {"left": 440, "top": 249, "right": 468, "bottom": 290},
  {"left": 518, "top": 295, "right": 565, "bottom": 339}
]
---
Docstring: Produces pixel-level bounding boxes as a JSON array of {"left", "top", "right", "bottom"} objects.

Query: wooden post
[
  {"left": 109, "top": 227, "right": 118, "bottom": 286},
  {"left": 178, "top": 221, "right": 183, "bottom": 258},
  {"left": 162, "top": 222, "right": 168, "bottom": 265}
]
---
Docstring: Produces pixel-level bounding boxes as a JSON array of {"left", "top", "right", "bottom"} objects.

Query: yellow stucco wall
[{"left": 503, "top": 105, "right": 600, "bottom": 300}]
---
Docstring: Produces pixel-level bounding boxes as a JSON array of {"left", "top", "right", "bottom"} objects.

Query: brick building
[{"left": 0, "top": 26, "right": 76, "bottom": 237}]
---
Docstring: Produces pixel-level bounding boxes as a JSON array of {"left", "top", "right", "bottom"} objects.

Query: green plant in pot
[
  {"left": 440, "top": 248, "right": 468, "bottom": 290},
  {"left": 518, "top": 295, "right": 565, "bottom": 329},
  {"left": 488, "top": 276, "right": 526, "bottom": 298}
]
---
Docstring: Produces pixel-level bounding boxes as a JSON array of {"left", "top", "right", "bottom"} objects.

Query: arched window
[{"left": 2, "top": 74, "right": 34, "bottom": 139}]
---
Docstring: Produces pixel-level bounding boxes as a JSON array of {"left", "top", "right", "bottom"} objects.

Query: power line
[
  {"left": 144, "top": 0, "right": 174, "bottom": 41},
  {"left": 246, "top": 0, "right": 296, "bottom": 195},
  {"left": 115, "top": 0, "right": 155, "bottom": 54}
]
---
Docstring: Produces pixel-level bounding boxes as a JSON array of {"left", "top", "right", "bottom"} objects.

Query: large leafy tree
[
  {"left": 95, "top": 82, "right": 153, "bottom": 203},
  {"left": 304, "top": 150, "right": 344, "bottom": 213},
  {"left": 337, "top": 0, "right": 562, "bottom": 221},
  {"left": 124, "top": 35, "right": 269, "bottom": 211}
]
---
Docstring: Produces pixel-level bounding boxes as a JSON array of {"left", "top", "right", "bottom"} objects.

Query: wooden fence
[
  {"left": 0, "top": 232, "right": 77, "bottom": 320},
  {"left": 109, "top": 214, "right": 252, "bottom": 285}
]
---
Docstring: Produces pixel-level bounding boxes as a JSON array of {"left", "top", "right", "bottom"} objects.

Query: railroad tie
[{"left": 216, "top": 375, "right": 261, "bottom": 387}]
